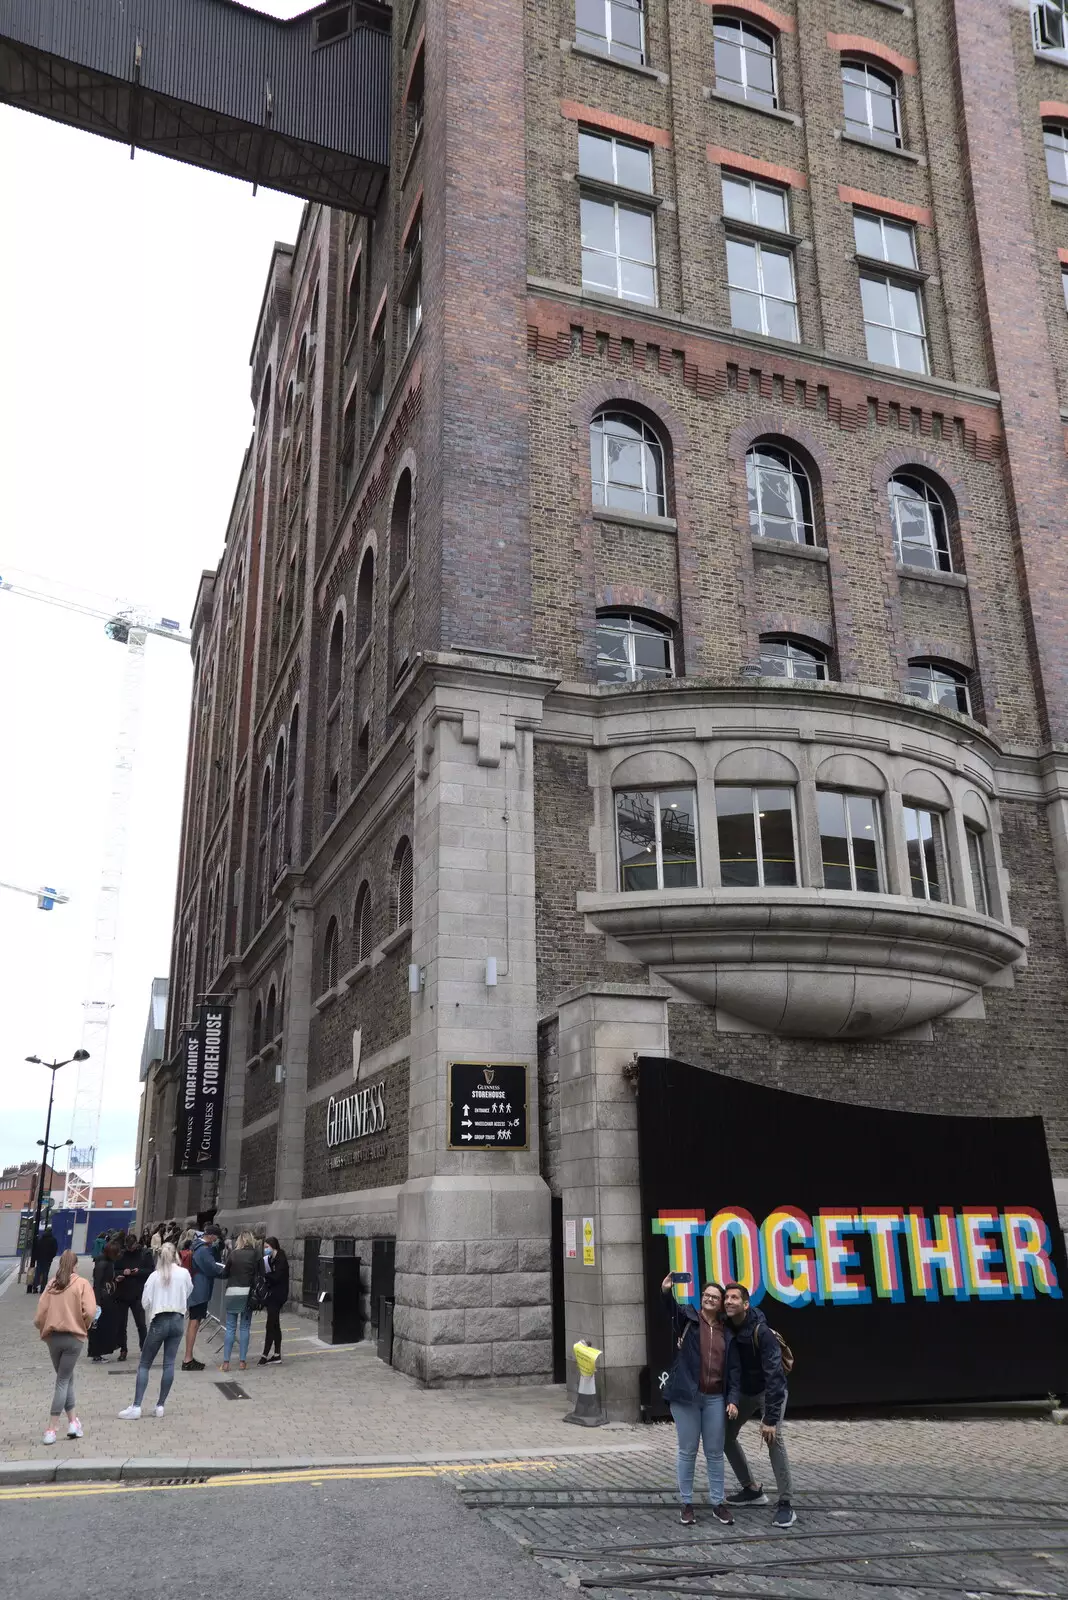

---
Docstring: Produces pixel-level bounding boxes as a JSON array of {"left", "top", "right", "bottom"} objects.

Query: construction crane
[
  {"left": 0, "top": 879, "right": 69, "bottom": 908},
  {"left": 1, "top": 569, "right": 190, "bottom": 1211}
]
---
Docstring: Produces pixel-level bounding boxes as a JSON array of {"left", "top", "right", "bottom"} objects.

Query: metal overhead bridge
[{"left": 0, "top": 0, "right": 392, "bottom": 212}]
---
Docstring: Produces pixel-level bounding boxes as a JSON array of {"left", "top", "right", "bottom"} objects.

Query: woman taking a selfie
[{"left": 660, "top": 1273, "right": 734, "bottom": 1527}]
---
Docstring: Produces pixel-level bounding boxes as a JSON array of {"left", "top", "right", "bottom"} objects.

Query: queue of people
[{"left": 661, "top": 1272, "right": 796, "bottom": 1529}]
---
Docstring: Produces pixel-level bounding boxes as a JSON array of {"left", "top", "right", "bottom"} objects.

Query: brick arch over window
[
  {"left": 759, "top": 615, "right": 836, "bottom": 654},
  {"left": 595, "top": 583, "right": 678, "bottom": 622},
  {"left": 388, "top": 462, "right": 416, "bottom": 586},
  {"left": 827, "top": 33, "right": 917, "bottom": 77},
  {"left": 354, "top": 542, "right": 376, "bottom": 651},
  {"left": 715, "top": 0, "right": 795, "bottom": 34}
]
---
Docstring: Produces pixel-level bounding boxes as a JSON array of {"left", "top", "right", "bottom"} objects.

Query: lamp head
[
  {"left": 26, "top": 1055, "right": 41, "bottom": 1065},
  {"left": 73, "top": 1049, "right": 90, "bottom": 1062},
  {"left": 64, "top": 1138, "right": 73, "bottom": 1147}
]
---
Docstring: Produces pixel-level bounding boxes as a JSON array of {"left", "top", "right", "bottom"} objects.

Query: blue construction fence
[{"left": 51, "top": 1208, "right": 136, "bottom": 1255}]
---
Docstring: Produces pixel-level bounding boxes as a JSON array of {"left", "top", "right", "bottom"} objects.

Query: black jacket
[
  {"left": 263, "top": 1253, "right": 289, "bottom": 1310},
  {"left": 725, "top": 1306, "right": 788, "bottom": 1427},
  {"left": 112, "top": 1246, "right": 152, "bottom": 1304},
  {"left": 32, "top": 1233, "right": 58, "bottom": 1267}
]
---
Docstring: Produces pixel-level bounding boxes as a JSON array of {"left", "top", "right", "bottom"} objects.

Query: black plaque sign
[{"left": 447, "top": 1061, "right": 528, "bottom": 1150}]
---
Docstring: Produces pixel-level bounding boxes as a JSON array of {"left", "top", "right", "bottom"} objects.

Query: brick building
[{"left": 159, "top": 0, "right": 1068, "bottom": 1413}]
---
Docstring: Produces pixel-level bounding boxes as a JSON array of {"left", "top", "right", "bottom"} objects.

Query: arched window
[
  {"left": 327, "top": 611, "right": 344, "bottom": 706},
  {"left": 595, "top": 611, "right": 674, "bottom": 682},
  {"left": 906, "top": 659, "right": 971, "bottom": 715},
  {"left": 259, "top": 366, "right": 272, "bottom": 429},
  {"left": 746, "top": 444, "right": 814, "bottom": 544},
  {"left": 265, "top": 984, "right": 277, "bottom": 1042},
  {"left": 283, "top": 382, "right": 294, "bottom": 446},
  {"left": 390, "top": 469, "right": 414, "bottom": 586},
  {"left": 205, "top": 881, "right": 217, "bottom": 980},
  {"left": 323, "top": 917, "right": 339, "bottom": 992},
  {"left": 296, "top": 334, "right": 308, "bottom": 399},
  {"left": 257, "top": 767, "right": 271, "bottom": 923},
  {"left": 392, "top": 839, "right": 414, "bottom": 931},
  {"left": 270, "top": 733, "right": 285, "bottom": 880},
  {"left": 842, "top": 60, "right": 901, "bottom": 148},
  {"left": 355, "top": 549, "right": 375, "bottom": 652},
  {"left": 1045, "top": 124, "right": 1068, "bottom": 201},
  {"left": 714, "top": 14, "right": 777, "bottom": 108},
  {"left": 889, "top": 475, "right": 952, "bottom": 572},
  {"left": 590, "top": 410, "right": 667, "bottom": 518},
  {"left": 758, "top": 635, "right": 828, "bottom": 681},
  {"left": 284, "top": 706, "right": 299, "bottom": 867},
  {"left": 251, "top": 999, "right": 263, "bottom": 1057},
  {"left": 353, "top": 882, "right": 372, "bottom": 964}
]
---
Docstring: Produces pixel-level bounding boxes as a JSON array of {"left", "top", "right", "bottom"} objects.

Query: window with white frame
[
  {"left": 759, "top": 636, "right": 828, "bottom": 680},
  {"left": 713, "top": 14, "right": 777, "bottom": 108},
  {"left": 859, "top": 274, "right": 927, "bottom": 372},
  {"left": 616, "top": 788, "right": 699, "bottom": 891},
  {"left": 722, "top": 173, "right": 790, "bottom": 232},
  {"left": 403, "top": 213, "right": 422, "bottom": 349},
  {"left": 903, "top": 804, "right": 950, "bottom": 902},
  {"left": 1034, "top": 0, "right": 1068, "bottom": 51},
  {"left": 595, "top": 612, "right": 674, "bottom": 683},
  {"left": 576, "top": 0, "right": 645, "bottom": 64},
  {"left": 716, "top": 786, "right": 798, "bottom": 887},
  {"left": 746, "top": 444, "right": 814, "bottom": 544},
  {"left": 727, "top": 237, "right": 798, "bottom": 340},
  {"left": 590, "top": 410, "right": 667, "bottom": 517},
  {"left": 966, "top": 824, "right": 992, "bottom": 916},
  {"left": 1045, "top": 125, "right": 1068, "bottom": 201},
  {"left": 889, "top": 475, "right": 951, "bottom": 572},
  {"left": 817, "top": 789, "right": 883, "bottom": 892},
  {"left": 853, "top": 210, "right": 917, "bottom": 270},
  {"left": 841, "top": 60, "right": 901, "bottom": 148},
  {"left": 579, "top": 131, "right": 658, "bottom": 304},
  {"left": 906, "top": 660, "right": 970, "bottom": 715}
]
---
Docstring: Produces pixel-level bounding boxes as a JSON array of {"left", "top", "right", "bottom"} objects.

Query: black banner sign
[
  {"left": 639, "top": 1058, "right": 1068, "bottom": 1409},
  {"left": 173, "top": 1006, "right": 231, "bottom": 1175},
  {"left": 447, "top": 1062, "right": 528, "bottom": 1150}
]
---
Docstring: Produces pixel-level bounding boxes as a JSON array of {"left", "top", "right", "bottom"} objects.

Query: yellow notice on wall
[{"left": 582, "top": 1216, "right": 595, "bottom": 1266}]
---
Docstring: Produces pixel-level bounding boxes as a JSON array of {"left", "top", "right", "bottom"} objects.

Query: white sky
[{"left": 0, "top": 3, "right": 309, "bottom": 1186}]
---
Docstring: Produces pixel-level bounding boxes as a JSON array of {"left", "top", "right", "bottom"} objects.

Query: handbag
[
  {"left": 659, "top": 1317, "right": 695, "bottom": 1405},
  {"left": 247, "top": 1271, "right": 270, "bottom": 1313}
]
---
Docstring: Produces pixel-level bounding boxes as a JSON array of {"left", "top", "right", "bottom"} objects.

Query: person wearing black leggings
[{"left": 258, "top": 1237, "right": 289, "bottom": 1364}]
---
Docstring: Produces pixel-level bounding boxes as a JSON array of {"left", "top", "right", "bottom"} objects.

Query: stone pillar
[
  {"left": 269, "top": 898, "right": 314, "bottom": 1238},
  {"left": 217, "top": 982, "right": 250, "bottom": 1214},
  {"left": 557, "top": 985, "right": 669, "bottom": 1421},
  {"left": 393, "top": 657, "right": 558, "bottom": 1384}
]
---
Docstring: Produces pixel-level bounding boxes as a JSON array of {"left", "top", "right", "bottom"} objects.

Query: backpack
[{"left": 755, "top": 1321, "right": 795, "bottom": 1376}]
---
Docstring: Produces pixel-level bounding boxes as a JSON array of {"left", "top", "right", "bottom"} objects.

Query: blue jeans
[
  {"left": 133, "top": 1312, "right": 184, "bottom": 1408},
  {"left": 224, "top": 1309, "right": 253, "bottom": 1363},
  {"left": 670, "top": 1392, "right": 726, "bottom": 1505}
]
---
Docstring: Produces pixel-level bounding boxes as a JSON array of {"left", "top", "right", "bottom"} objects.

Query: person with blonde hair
[
  {"left": 221, "top": 1230, "right": 261, "bottom": 1372},
  {"left": 118, "top": 1243, "right": 193, "bottom": 1420},
  {"left": 33, "top": 1251, "right": 97, "bottom": 1445}
]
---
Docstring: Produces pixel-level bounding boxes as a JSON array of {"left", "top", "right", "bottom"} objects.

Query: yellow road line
[{"left": 0, "top": 1458, "right": 557, "bottom": 1502}]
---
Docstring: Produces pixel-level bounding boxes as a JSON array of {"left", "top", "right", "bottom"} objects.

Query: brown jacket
[{"left": 34, "top": 1276, "right": 97, "bottom": 1340}]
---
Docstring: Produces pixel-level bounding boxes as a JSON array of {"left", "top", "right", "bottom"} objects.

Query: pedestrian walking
[
  {"left": 723, "top": 1282, "right": 796, "bottom": 1527},
  {"left": 660, "top": 1274, "right": 734, "bottom": 1527},
  {"left": 29, "top": 1226, "right": 59, "bottom": 1293},
  {"left": 33, "top": 1251, "right": 96, "bottom": 1444},
  {"left": 258, "top": 1237, "right": 290, "bottom": 1364},
  {"left": 113, "top": 1231, "right": 152, "bottom": 1360},
  {"left": 221, "top": 1231, "right": 260, "bottom": 1372},
  {"left": 118, "top": 1244, "right": 193, "bottom": 1421},
  {"left": 182, "top": 1224, "right": 226, "bottom": 1371}
]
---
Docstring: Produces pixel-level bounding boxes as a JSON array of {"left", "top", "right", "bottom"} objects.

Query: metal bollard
[{"left": 563, "top": 1338, "right": 607, "bottom": 1426}]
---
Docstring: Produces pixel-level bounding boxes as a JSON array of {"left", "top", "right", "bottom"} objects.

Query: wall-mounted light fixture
[{"left": 485, "top": 956, "right": 498, "bottom": 987}]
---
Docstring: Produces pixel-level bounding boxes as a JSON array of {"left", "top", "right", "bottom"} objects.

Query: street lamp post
[{"left": 24, "top": 1051, "right": 88, "bottom": 1290}]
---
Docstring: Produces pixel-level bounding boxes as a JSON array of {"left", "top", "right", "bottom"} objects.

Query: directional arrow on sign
[
  {"left": 463, "top": 1104, "right": 469, "bottom": 1116},
  {"left": 461, "top": 1133, "right": 472, "bottom": 1142}
]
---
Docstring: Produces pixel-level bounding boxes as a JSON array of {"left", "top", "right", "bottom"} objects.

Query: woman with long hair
[
  {"left": 88, "top": 1237, "right": 123, "bottom": 1361},
  {"left": 221, "top": 1230, "right": 260, "bottom": 1372},
  {"left": 33, "top": 1251, "right": 97, "bottom": 1445},
  {"left": 660, "top": 1273, "right": 734, "bottom": 1527},
  {"left": 118, "top": 1242, "right": 193, "bottom": 1420},
  {"left": 258, "top": 1236, "right": 290, "bottom": 1364}
]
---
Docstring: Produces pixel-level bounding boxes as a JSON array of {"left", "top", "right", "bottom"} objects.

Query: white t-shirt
[{"left": 141, "top": 1266, "right": 194, "bottom": 1319}]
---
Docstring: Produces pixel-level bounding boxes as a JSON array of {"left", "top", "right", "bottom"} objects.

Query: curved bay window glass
[
  {"left": 966, "top": 824, "right": 992, "bottom": 917},
  {"left": 746, "top": 445, "right": 814, "bottom": 544},
  {"left": 576, "top": 0, "right": 645, "bottom": 64},
  {"left": 1044, "top": 125, "right": 1068, "bottom": 201},
  {"left": 595, "top": 612, "right": 674, "bottom": 683},
  {"left": 759, "top": 636, "right": 828, "bottom": 680},
  {"left": 716, "top": 786, "right": 798, "bottom": 887},
  {"left": 842, "top": 61, "right": 901, "bottom": 148},
  {"left": 590, "top": 411, "right": 667, "bottom": 517},
  {"left": 616, "top": 788, "right": 699, "bottom": 891},
  {"left": 903, "top": 805, "right": 950, "bottom": 902},
  {"left": 906, "top": 660, "right": 970, "bottom": 715},
  {"left": 713, "top": 15, "right": 777, "bottom": 108},
  {"left": 889, "top": 475, "right": 951, "bottom": 571},
  {"left": 817, "top": 789, "right": 882, "bottom": 892}
]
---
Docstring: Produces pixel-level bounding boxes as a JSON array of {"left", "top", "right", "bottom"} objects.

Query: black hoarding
[
  {"left": 172, "top": 1006, "right": 231, "bottom": 1176},
  {"left": 639, "top": 1058, "right": 1068, "bottom": 1409},
  {"left": 447, "top": 1062, "right": 528, "bottom": 1150}
]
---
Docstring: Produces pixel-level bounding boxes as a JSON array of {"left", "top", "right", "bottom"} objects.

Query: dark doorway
[{"left": 550, "top": 1195, "right": 566, "bottom": 1383}]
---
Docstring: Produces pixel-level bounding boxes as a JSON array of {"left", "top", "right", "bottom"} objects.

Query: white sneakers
[
  {"left": 154, "top": 1405, "right": 165, "bottom": 1417},
  {"left": 118, "top": 1405, "right": 142, "bottom": 1420},
  {"left": 42, "top": 1429, "right": 56, "bottom": 1445},
  {"left": 67, "top": 1419, "right": 83, "bottom": 1439}
]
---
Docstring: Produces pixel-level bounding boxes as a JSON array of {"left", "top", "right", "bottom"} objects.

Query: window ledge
[
  {"left": 340, "top": 957, "right": 372, "bottom": 989},
  {"left": 1051, "top": 195, "right": 1068, "bottom": 209},
  {"left": 566, "top": 39, "right": 667, "bottom": 81},
  {"left": 705, "top": 86, "right": 802, "bottom": 126},
  {"left": 1034, "top": 47, "right": 1068, "bottom": 69},
  {"left": 724, "top": 216, "right": 803, "bottom": 248},
  {"left": 313, "top": 985, "right": 343, "bottom": 1014},
  {"left": 381, "top": 921, "right": 413, "bottom": 955},
  {"left": 751, "top": 535, "right": 829, "bottom": 563},
  {"left": 861, "top": 0, "right": 909, "bottom": 11},
  {"left": 855, "top": 252, "right": 928, "bottom": 284},
  {"left": 896, "top": 562, "right": 967, "bottom": 588},
  {"left": 592, "top": 505, "right": 678, "bottom": 533},
  {"left": 576, "top": 174, "right": 664, "bottom": 209},
  {"left": 838, "top": 130, "right": 925, "bottom": 164},
  {"left": 245, "top": 1050, "right": 265, "bottom": 1072}
]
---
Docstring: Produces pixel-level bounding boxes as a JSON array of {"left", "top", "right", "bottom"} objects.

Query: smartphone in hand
[{"left": 669, "top": 1271, "right": 692, "bottom": 1284}]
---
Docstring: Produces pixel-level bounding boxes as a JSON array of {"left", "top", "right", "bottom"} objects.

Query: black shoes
[
  {"left": 679, "top": 1504, "right": 696, "bottom": 1525},
  {"left": 181, "top": 1358, "right": 205, "bottom": 1372},
  {"left": 727, "top": 1484, "right": 769, "bottom": 1507},
  {"left": 773, "top": 1500, "right": 797, "bottom": 1528}
]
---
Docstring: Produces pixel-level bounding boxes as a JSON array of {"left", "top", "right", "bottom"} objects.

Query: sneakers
[
  {"left": 679, "top": 1504, "right": 695, "bottom": 1526},
  {"left": 727, "top": 1484, "right": 769, "bottom": 1507},
  {"left": 118, "top": 1405, "right": 141, "bottom": 1420},
  {"left": 181, "top": 1358, "right": 204, "bottom": 1372},
  {"left": 258, "top": 1355, "right": 269, "bottom": 1365},
  {"left": 153, "top": 1405, "right": 165, "bottom": 1418},
  {"left": 66, "top": 1419, "right": 83, "bottom": 1439},
  {"left": 711, "top": 1503, "right": 734, "bottom": 1525},
  {"left": 773, "top": 1500, "right": 797, "bottom": 1528},
  {"left": 267, "top": 1353, "right": 282, "bottom": 1364},
  {"left": 42, "top": 1429, "right": 56, "bottom": 1446}
]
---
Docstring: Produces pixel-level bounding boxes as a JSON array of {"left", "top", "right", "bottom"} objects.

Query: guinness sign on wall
[
  {"left": 173, "top": 1005, "right": 231, "bottom": 1175},
  {"left": 326, "top": 1082, "right": 387, "bottom": 1146}
]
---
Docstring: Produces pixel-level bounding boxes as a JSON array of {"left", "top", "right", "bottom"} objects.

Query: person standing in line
[
  {"left": 88, "top": 1239, "right": 123, "bottom": 1361},
  {"left": 182, "top": 1224, "right": 226, "bottom": 1372},
  {"left": 30, "top": 1226, "right": 59, "bottom": 1293},
  {"left": 149, "top": 1224, "right": 163, "bottom": 1256},
  {"left": 660, "top": 1274, "right": 734, "bottom": 1527},
  {"left": 34, "top": 1251, "right": 97, "bottom": 1445},
  {"left": 258, "top": 1237, "right": 290, "bottom": 1365},
  {"left": 113, "top": 1231, "right": 152, "bottom": 1360},
  {"left": 221, "top": 1231, "right": 259, "bottom": 1372},
  {"left": 118, "top": 1244, "right": 193, "bottom": 1420},
  {"left": 723, "top": 1282, "right": 796, "bottom": 1528}
]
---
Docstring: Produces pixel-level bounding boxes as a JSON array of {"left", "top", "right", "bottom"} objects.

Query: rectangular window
[
  {"left": 859, "top": 274, "right": 928, "bottom": 373},
  {"left": 346, "top": 259, "right": 362, "bottom": 341},
  {"left": 581, "top": 196, "right": 657, "bottom": 303},
  {"left": 817, "top": 789, "right": 882, "bottom": 893},
  {"left": 716, "top": 787, "right": 797, "bottom": 888},
  {"left": 966, "top": 824, "right": 991, "bottom": 916},
  {"left": 853, "top": 210, "right": 917, "bottom": 269},
  {"left": 579, "top": 130, "right": 653, "bottom": 193},
  {"left": 1035, "top": 1, "right": 1068, "bottom": 51},
  {"left": 1062, "top": 266, "right": 1068, "bottom": 314},
  {"left": 406, "top": 279, "right": 422, "bottom": 347},
  {"left": 726, "top": 237, "right": 799, "bottom": 341},
  {"left": 722, "top": 174, "right": 789, "bottom": 232},
  {"left": 370, "top": 382, "right": 385, "bottom": 429},
  {"left": 616, "top": 788, "right": 699, "bottom": 891},
  {"left": 903, "top": 806, "right": 949, "bottom": 902},
  {"left": 576, "top": 0, "right": 645, "bottom": 65}
]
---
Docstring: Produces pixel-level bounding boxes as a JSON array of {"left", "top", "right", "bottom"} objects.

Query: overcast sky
[{"left": 0, "top": 2, "right": 308, "bottom": 1186}]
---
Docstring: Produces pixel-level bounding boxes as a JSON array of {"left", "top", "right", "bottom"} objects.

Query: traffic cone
[{"left": 563, "top": 1338, "right": 607, "bottom": 1426}]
